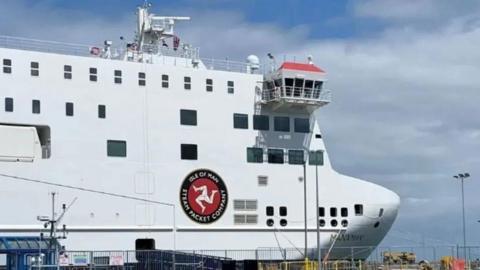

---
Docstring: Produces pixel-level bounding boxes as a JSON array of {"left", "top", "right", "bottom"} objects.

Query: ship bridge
[{"left": 259, "top": 61, "right": 331, "bottom": 112}]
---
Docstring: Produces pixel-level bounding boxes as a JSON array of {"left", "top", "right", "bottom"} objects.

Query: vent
[
  {"left": 234, "top": 214, "right": 258, "bottom": 225},
  {"left": 258, "top": 176, "right": 268, "bottom": 186},
  {"left": 233, "top": 200, "right": 257, "bottom": 211}
]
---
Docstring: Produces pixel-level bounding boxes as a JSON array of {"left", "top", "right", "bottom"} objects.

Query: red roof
[{"left": 279, "top": 62, "right": 325, "bottom": 73}]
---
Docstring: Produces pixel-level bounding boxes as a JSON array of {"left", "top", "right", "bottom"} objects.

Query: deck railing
[{"left": 261, "top": 86, "right": 332, "bottom": 105}]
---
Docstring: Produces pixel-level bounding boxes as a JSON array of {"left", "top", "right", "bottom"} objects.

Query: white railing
[{"left": 261, "top": 86, "right": 332, "bottom": 104}]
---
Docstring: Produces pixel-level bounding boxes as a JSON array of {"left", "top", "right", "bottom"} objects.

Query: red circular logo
[{"left": 180, "top": 169, "right": 228, "bottom": 224}]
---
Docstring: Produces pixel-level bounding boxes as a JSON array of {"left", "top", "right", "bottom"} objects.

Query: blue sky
[{"left": 1, "top": 0, "right": 480, "bottom": 253}]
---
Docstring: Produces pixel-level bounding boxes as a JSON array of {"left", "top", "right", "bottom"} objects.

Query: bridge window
[
  {"left": 138, "top": 72, "right": 146, "bottom": 86},
  {"left": 319, "top": 207, "right": 325, "bottom": 217},
  {"left": 162, "top": 74, "right": 169, "bottom": 88},
  {"left": 267, "top": 149, "right": 284, "bottom": 164},
  {"left": 114, "top": 70, "right": 122, "bottom": 84},
  {"left": 253, "top": 115, "right": 269, "bottom": 130},
  {"left": 227, "top": 81, "right": 234, "bottom": 94},
  {"left": 89, "top": 67, "right": 97, "bottom": 82},
  {"left": 181, "top": 144, "right": 197, "bottom": 160},
  {"left": 184, "top": 76, "right": 191, "bottom": 90},
  {"left": 107, "top": 140, "right": 127, "bottom": 157},
  {"left": 285, "top": 78, "right": 294, "bottom": 96},
  {"left": 247, "top": 147, "right": 263, "bottom": 163},
  {"left": 294, "top": 118, "right": 310, "bottom": 133},
  {"left": 274, "top": 116, "right": 290, "bottom": 132},
  {"left": 180, "top": 109, "right": 197, "bottom": 126},
  {"left": 65, "top": 102, "right": 74, "bottom": 116},
  {"left": 280, "top": 206, "right": 287, "bottom": 216},
  {"left": 206, "top": 79, "right": 213, "bottom": 92},
  {"left": 32, "top": 100, "right": 40, "bottom": 114},
  {"left": 294, "top": 78, "right": 304, "bottom": 97},
  {"left": 30, "top": 62, "right": 39, "bottom": 76},
  {"left": 3, "top": 59, "right": 11, "bottom": 74},
  {"left": 341, "top": 207, "right": 348, "bottom": 217},
  {"left": 288, "top": 150, "right": 304, "bottom": 165},
  {"left": 354, "top": 204, "right": 363, "bottom": 216},
  {"left": 266, "top": 206, "right": 274, "bottom": 216},
  {"left": 4, "top": 97, "right": 13, "bottom": 112},
  {"left": 330, "top": 207, "right": 337, "bottom": 217},
  {"left": 304, "top": 80, "right": 313, "bottom": 98},
  {"left": 98, "top": 105, "right": 106, "bottom": 119},
  {"left": 233, "top": 113, "right": 248, "bottom": 129},
  {"left": 309, "top": 150, "right": 323, "bottom": 165},
  {"left": 314, "top": 81, "right": 323, "bottom": 98},
  {"left": 64, "top": 65, "right": 72, "bottom": 79}
]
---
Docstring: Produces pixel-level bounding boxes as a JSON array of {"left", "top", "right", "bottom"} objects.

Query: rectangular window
[
  {"left": 354, "top": 204, "right": 363, "bottom": 216},
  {"left": 234, "top": 214, "right": 258, "bottom": 225},
  {"left": 319, "top": 207, "right": 325, "bottom": 217},
  {"left": 294, "top": 118, "right": 310, "bottom": 133},
  {"left": 341, "top": 207, "right": 348, "bottom": 217},
  {"left": 288, "top": 150, "right": 304, "bottom": 165},
  {"left": 32, "top": 100, "right": 40, "bottom": 114},
  {"left": 107, "top": 140, "right": 127, "bottom": 157},
  {"left": 280, "top": 206, "right": 287, "bottom": 216},
  {"left": 89, "top": 67, "right": 97, "bottom": 82},
  {"left": 227, "top": 80, "right": 234, "bottom": 94},
  {"left": 233, "top": 200, "right": 257, "bottom": 211},
  {"left": 253, "top": 115, "right": 269, "bottom": 130},
  {"left": 30, "top": 62, "right": 39, "bottom": 77},
  {"left": 233, "top": 113, "right": 248, "bottom": 129},
  {"left": 274, "top": 116, "right": 290, "bottom": 132},
  {"left": 206, "top": 78, "right": 213, "bottom": 92},
  {"left": 138, "top": 72, "right": 146, "bottom": 86},
  {"left": 180, "top": 109, "right": 197, "bottom": 126},
  {"left": 64, "top": 65, "right": 72, "bottom": 79},
  {"left": 3, "top": 59, "right": 12, "bottom": 74},
  {"left": 330, "top": 207, "right": 337, "bottom": 217},
  {"left": 309, "top": 150, "right": 324, "bottom": 165},
  {"left": 247, "top": 147, "right": 263, "bottom": 163},
  {"left": 268, "top": 149, "right": 284, "bottom": 164},
  {"left": 162, "top": 74, "right": 169, "bottom": 88},
  {"left": 184, "top": 76, "right": 191, "bottom": 90},
  {"left": 65, "top": 102, "right": 74, "bottom": 116},
  {"left": 4, "top": 97, "right": 13, "bottom": 112},
  {"left": 98, "top": 105, "right": 106, "bottom": 119},
  {"left": 266, "top": 206, "right": 274, "bottom": 216},
  {"left": 114, "top": 70, "right": 122, "bottom": 84},
  {"left": 181, "top": 144, "right": 198, "bottom": 160}
]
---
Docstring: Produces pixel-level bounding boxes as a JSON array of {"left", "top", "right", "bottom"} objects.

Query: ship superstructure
[{"left": 0, "top": 3, "right": 399, "bottom": 260}]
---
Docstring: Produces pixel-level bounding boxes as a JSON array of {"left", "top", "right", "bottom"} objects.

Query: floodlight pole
[
  {"left": 303, "top": 162, "right": 308, "bottom": 260},
  {"left": 453, "top": 173, "right": 470, "bottom": 266}
]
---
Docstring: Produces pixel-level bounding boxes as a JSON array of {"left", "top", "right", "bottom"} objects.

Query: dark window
[
  {"left": 114, "top": 70, "right": 122, "bottom": 84},
  {"left": 162, "top": 74, "right": 169, "bottom": 88},
  {"left": 315, "top": 134, "right": 322, "bottom": 139},
  {"left": 331, "top": 219, "right": 338, "bottom": 227},
  {"left": 181, "top": 144, "right": 198, "bottom": 160},
  {"left": 233, "top": 113, "right": 248, "bottom": 129},
  {"left": 32, "top": 100, "right": 40, "bottom": 114},
  {"left": 227, "top": 80, "right": 234, "bottom": 94},
  {"left": 309, "top": 150, "right": 324, "bottom": 165},
  {"left": 64, "top": 65, "right": 72, "bottom": 79},
  {"left": 135, "top": 238, "right": 155, "bottom": 250},
  {"left": 330, "top": 207, "right": 337, "bottom": 217},
  {"left": 65, "top": 102, "right": 74, "bottom": 116},
  {"left": 206, "top": 79, "right": 213, "bottom": 92},
  {"left": 279, "top": 206, "right": 287, "bottom": 216},
  {"left": 341, "top": 220, "right": 348, "bottom": 227},
  {"left": 247, "top": 147, "right": 263, "bottom": 163},
  {"left": 267, "top": 149, "right": 284, "bottom": 164},
  {"left": 253, "top": 115, "right": 269, "bottom": 130},
  {"left": 3, "top": 59, "right": 12, "bottom": 73},
  {"left": 354, "top": 204, "right": 363, "bottom": 216},
  {"left": 184, "top": 76, "right": 191, "bottom": 90},
  {"left": 98, "top": 105, "right": 106, "bottom": 119},
  {"left": 180, "top": 109, "right": 197, "bottom": 126},
  {"left": 107, "top": 140, "right": 127, "bottom": 157},
  {"left": 266, "top": 219, "right": 274, "bottom": 227},
  {"left": 280, "top": 219, "right": 287, "bottom": 227},
  {"left": 30, "top": 62, "right": 39, "bottom": 76},
  {"left": 266, "top": 206, "right": 274, "bottom": 216},
  {"left": 319, "top": 207, "right": 325, "bottom": 217},
  {"left": 288, "top": 150, "right": 304, "bottom": 165},
  {"left": 319, "top": 219, "right": 325, "bottom": 227},
  {"left": 5, "top": 98, "right": 13, "bottom": 112},
  {"left": 294, "top": 118, "right": 310, "bottom": 133},
  {"left": 379, "top": 208, "right": 384, "bottom": 217},
  {"left": 138, "top": 72, "right": 146, "bottom": 86},
  {"left": 89, "top": 67, "right": 97, "bottom": 82},
  {"left": 274, "top": 116, "right": 290, "bottom": 132},
  {"left": 341, "top": 207, "right": 348, "bottom": 217}
]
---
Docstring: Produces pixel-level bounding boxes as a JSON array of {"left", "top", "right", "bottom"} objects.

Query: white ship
[{"left": 0, "top": 3, "right": 400, "bottom": 260}]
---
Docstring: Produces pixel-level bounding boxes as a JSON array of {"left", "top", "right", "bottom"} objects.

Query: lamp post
[{"left": 453, "top": 173, "right": 470, "bottom": 263}]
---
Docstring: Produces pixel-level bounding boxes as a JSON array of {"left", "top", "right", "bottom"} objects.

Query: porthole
[
  {"left": 331, "top": 219, "right": 338, "bottom": 227},
  {"left": 280, "top": 219, "right": 288, "bottom": 227},
  {"left": 319, "top": 219, "right": 325, "bottom": 227},
  {"left": 341, "top": 220, "right": 348, "bottom": 227},
  {"left": 374, "top": 221, "right": 380, "bottom": 228},
  {"left": 266, "top": 219, "right": 274, "bottom": 227}
]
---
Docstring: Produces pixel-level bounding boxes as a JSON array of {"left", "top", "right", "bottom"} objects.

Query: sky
[{"left": 1, "top": 0, "right": 480, "bottom": 251}]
